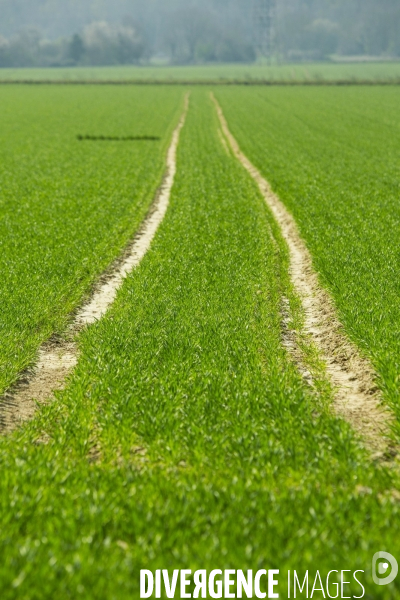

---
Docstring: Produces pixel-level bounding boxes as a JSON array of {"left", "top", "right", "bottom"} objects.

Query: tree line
[{"left": 0, "top": 0, "right": 399, "bottom": 68}]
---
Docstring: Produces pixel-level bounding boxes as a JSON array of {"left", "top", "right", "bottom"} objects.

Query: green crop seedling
[
  {"left": 0, "top": 85, "right": 183, "bottom": 397},
  {"left": 0, "top": 90, "right": 399, "bottom": 599},
  {"left": 215, "top": 86, "right": 400, "bottom": 431}
]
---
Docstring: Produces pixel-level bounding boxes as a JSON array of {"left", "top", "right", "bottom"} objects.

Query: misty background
[{"left": 0, "top": 0, "right": 399, "bottom": 68}]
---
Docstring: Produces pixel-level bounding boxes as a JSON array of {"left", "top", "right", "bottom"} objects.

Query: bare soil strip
[
  {"left": 0, "top": 95, "right": 189, "bottom": 433},
  {"left": 212, "top": 93, "right": 391, "bottom": 455}
]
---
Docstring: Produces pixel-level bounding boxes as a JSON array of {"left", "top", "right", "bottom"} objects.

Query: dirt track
[
  {"left": 212, "top": 92, "right": 392, "bottom": 455},
  {"left": 0, "top": 94, "right": 189, "bottom": 433},
  {"left": 1, "top": 92, "right": 393, "bottom": 454}
]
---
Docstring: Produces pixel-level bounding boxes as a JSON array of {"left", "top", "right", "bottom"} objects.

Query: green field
[
  {"left": 0, "top": 85, "right": 182, "bottom": 395},
  {"left": 0, "top": 84, "right": 399, "bottom": 599},
  {"left": 215, "top": 86, "right": 400, "bottom": 429},
  {"left": 1, "top": 61, "right": 400, "bottom": 83}
]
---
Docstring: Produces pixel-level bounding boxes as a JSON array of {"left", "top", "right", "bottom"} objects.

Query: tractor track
[
  {"left": 212, "top": 92, "right": 392, "bottom": 456},
  {"left": 0, "top": 94, "right": 189, "bottom": 433}
]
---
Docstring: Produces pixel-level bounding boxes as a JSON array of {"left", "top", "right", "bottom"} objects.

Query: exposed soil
[
  {"left": 0, "top": 94, "right": 189, "bottom": 434},
  {"left": 212, "top": 92, "right": 392, "bottom": 455}
]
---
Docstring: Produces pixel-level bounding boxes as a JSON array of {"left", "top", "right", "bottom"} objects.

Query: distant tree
[
  {"left": 305, "top": 19, "right": 340, "bottom": 58},
  {"left": 0, "top": 36, "right": 10, "bottom": 67},
  {"left": 163, "top": 5, "right": 255, "bottom": 64},
  {"left": 278, "top": 0, "right": 400, "bottom": 59},
  {"left": 216, "top": 38, "right": 255, "bottom": 63},
  {"left": 180, "top": 7, "right": 216, "bottom": 63},
  {"left": 5, "top": 29, "right": 42, "bottom": 67},
  {"left": 69, "top": 33, "right": 85, "bottom": 63},
  {"left": 82, "top": 21, "right": 144, "bottom": 65}
]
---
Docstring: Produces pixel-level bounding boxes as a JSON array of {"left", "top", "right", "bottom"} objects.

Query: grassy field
[
  {"left": 215, "top": 86, "right": 400, "bottom": 434},
  {"left": 0, "top": 85, "right": 183, "bottom": 397},
  {"left": 1, "top": 62, "right": 400, "bottom": 83},
  {"left": 0, "top": 89, "right": 399, "bottom": 598}
]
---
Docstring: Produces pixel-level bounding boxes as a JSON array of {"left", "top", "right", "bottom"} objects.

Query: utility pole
[{"left": 253, "top": 0, "right": 276, "bottom": 60}]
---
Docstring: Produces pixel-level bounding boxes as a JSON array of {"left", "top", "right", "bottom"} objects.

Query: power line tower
[{"left": 253, "top": 0, "right": 276, "bottom": 60}]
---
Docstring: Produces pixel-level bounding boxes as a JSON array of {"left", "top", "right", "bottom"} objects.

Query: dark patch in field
[{"left": 77, "top": 134, "right": 160, "bottom": 141}]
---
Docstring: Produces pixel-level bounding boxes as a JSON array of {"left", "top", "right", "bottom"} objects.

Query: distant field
[
  {"left": 1, "top": 61, "right": 400, "bottom": 82},
  {"left": 216, "top": 86, "right": 400, "bottom": 428}
]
